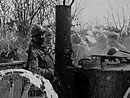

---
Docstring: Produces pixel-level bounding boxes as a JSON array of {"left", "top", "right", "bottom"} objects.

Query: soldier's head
[
  {"left": 107, "top": 31, "right": 119, "bottom": 40},
  {"left": 44, "top": 28, "right": 53, "bottom": 45},
  {"left": 107, "top": 31, "right": 119, "bottom": 47},
  {"left": 71, "top": 33, "right": 81, "bottom": 44},
  {"left": 30, "top": 24, "right": 45, "bottom": 42}
]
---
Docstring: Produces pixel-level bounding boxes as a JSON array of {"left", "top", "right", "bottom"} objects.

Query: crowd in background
[
  {"left": 71, "top": 29, "right": 130, "bottom": 66},
  {"left": 0, "top": 26, "right": 130, "bottom": 68},
  {"left": 0, "top": 24, "right": 130, "bottom": 97}
]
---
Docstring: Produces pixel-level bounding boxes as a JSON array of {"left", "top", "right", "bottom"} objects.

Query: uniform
[
  {"left": 71, "top": 33, "right": 89, "bottom": 66},
  {"left": 25, "top": 24, "right": 55, "bottom": 97},
  {"left": 88, "top": 34, "right": 109, "bottom": 56},
  {"left": 26, "top": 24, "right": 55, "bottom": 81},
  {"left": 107, "top": 32, "right": 129, "bottom": 57},
  {"left": 27, "top": 45, "right": 55, "bottom": 81}
]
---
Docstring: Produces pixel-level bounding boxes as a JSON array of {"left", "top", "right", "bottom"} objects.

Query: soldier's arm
[
  {"left": 32, "top": 66, "right": 54, "bottom": 81},
  {"left": 28, "top": 50, "right": 38, "bottom": 68},
  {"left": 29, "top": 50, "right": 54, "bottom": 81}
]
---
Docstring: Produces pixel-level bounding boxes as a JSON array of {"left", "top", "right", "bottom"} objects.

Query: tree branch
[
  {"left": 29, "top": 0, "right": 49, "bottom": 24},
  {"left": 111, "top": 10, "right": 118, "bottom": 30}
]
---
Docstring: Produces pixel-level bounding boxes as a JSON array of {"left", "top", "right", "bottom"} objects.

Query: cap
[
  {"left": 107, "top": 31, "right": 119, "bottom": 40},
  {"left": 30, "top": 24, "right": 45, "bottom": 37}
]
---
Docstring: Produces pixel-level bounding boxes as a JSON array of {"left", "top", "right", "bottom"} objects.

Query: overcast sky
[
  {"left": 73, "top": 0, "right": 130, "bottom": 26},
  {"left": 5, "top": 0, "right": 130, "bottom": 27}
]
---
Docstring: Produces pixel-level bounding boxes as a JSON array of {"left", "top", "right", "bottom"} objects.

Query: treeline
[{"left": 0, "top": 0, "right": 58, "bottom": 51}]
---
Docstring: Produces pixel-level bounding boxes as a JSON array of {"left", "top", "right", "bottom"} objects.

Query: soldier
[
  {"left": 26, "top": 24, "right": 54, "bottom": 82},
  {"left": 44, "top": 27, "right": 54, "bottom": 46},
  {"left": 123, "top": 37, "right": 130, "bottom": 51},
  {"left": 24, "top": 24, "right": 56, "bottom": 97},
  {"left": 88, "top": 34, "right": 109, "bottom": 56},
  {"left": 107, "top": 31, "right": 129, "bottom": 57},
  {"left": 71, "top": 33, "right": 89, "bottom": 66}
]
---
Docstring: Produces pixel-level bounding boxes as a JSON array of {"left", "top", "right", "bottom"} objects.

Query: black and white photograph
[{"left": 0, "top": 0, "right": 130, "bottom": 98}]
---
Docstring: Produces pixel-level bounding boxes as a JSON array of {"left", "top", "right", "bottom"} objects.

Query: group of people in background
[
  {"left": 1, "top": 25, "right": 129, "bottom": 69},
  {"left": 0, "top": 23, "right": 130, "bottom": 82},
  {"left": 1, "top": 24, "right": 130, "bottom": 71},
  {"left": 1, "top": 23, "right": 130, "bottom": 97},
  {"left": 71, "top": 30, "right": 130, "bottom": 66}
]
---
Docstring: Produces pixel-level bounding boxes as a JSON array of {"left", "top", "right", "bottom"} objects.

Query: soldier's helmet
[{"left": 30, "top": 24, "right": 45, "bottom": 37}]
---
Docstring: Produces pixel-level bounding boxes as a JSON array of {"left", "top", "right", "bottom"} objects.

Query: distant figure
[
  {"left": 7, "top": 48, "right": 21, "bottom": 61},
  {"left": 71, "top": 33, "right": 89, "bottom": 66},
  {"left": 71, "top": 33, "right": 81, "bottom": 45},
  {"left": 0, "top": 49, "right": 8, "bottom": 59},
  {"left": 16, "top": 48, "right": 28, "bottom": 61},
  {"left": 0, "top": 50, "right": 10, "bottom": 63},
  {"left": 83, "top": 36, "right": 96, "bottom": 48},
  {"left": 0, "top": 48, "right": 21, "bottom": 63},
  {"left": 107, "top": 31, "right": 129, "bottom": 57},
  {"left": 88, "top": 34, "right": 109, "bottom": 56},
  {"left": 44, "top": 27, "right": 54, "bottom": 46},
  {"left": 123, "top": 37, "right": 130, "bottom": 51}
]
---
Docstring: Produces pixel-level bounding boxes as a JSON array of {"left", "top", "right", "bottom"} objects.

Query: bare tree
[
  {"left": 0, "top": 0, "right": 57, "bottom": 49},
  {"left": 103, "top": 6, "right": 128, "bottom": 37}
]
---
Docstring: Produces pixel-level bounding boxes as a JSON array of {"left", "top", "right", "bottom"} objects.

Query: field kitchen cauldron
[{"left": 73, "top": 55, "right": 130, "bottom": 98}]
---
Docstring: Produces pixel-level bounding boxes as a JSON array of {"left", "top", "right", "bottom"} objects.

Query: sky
[
  {"left": 4, "top": 0, "right": 130, "bottom": 28},
  {"left": 73, "top": 0, "right": 130, "bottom": 26}
]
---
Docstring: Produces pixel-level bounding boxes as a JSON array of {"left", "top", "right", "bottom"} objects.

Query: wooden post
[{"left": 55, "top": 5, "right": 74, "bottom": 98}]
